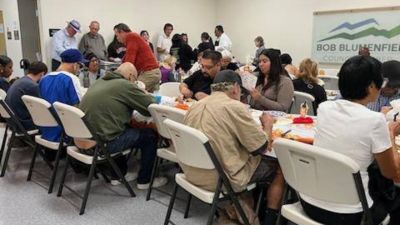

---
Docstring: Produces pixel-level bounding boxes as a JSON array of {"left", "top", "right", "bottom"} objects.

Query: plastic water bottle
[{"left": 83, "top": 73, "right": 90, "bottom": 88}]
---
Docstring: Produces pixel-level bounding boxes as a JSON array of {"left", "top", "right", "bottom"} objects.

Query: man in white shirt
[
  {"left": 156, "top": 23, "right": 173, "bottom": 61},
  {"left": 214, "top": 25, "right": 232, "bottom": 52},
  {"left": 51, "top": 19, "right": 81, "bottom": 71}
]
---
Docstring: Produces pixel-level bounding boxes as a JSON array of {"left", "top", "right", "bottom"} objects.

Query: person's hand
[
  {"left": 250, "top": 88, "right": 261, "bottom": 101},
  {"left": 181, "top": 87, "right": 193, "bottom": 98},
  {"left": 381, "top": 106, "right": 393, "bottom": 115},
  {"left": 388, "top": 121, "right": 400, "bottom": 141},
  {"left": 176, "top": 95, "right": 184, "bottom": 103},
  {"left": 260, "top": 112, "right": 275, "bottom": 131},
  {"left": 113, "top": 58, "right": 122, "bottom": 63}
]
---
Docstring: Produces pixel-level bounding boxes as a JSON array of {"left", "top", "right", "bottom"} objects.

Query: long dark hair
[{"left": 256, "top": 49, "right": 284, "bottom": 91}]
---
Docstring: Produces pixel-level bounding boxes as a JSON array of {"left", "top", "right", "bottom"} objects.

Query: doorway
[
  {"left": 0, "top": 11, "right": 6, "bottom": 55},
  {"left": 17, "top": 0, "right": 41, "bottom": 61}
]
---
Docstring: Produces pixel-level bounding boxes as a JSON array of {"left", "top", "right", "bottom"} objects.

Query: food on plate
[
  {"left": 175, "top": 103, "right": 189, "bottom": 110},
  {"left": 271, "top": 129, "right": 313, "bottom": 144}
]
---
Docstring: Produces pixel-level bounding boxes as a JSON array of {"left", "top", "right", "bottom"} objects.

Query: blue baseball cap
[{"left": 60, "top": 49, "right": 88, "bottom": 63}]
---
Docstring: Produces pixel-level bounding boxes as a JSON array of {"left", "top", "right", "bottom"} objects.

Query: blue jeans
[{"left": 106, "top": 128, "right": 158, "bottom": 184}]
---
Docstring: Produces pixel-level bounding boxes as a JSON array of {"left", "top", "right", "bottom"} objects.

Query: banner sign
[{"left": 312, "top": 7, "right": 400, "bottom": 64}]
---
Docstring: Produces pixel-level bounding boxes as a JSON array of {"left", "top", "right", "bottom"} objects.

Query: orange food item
[{"left": 175, "top": 103, "right": 189, "bottom": 110}]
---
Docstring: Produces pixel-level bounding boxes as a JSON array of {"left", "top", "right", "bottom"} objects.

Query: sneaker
[
  {"left": 137, "top": 177, "right": 168, "bottom": 190},
  {"left": 110, "top": 172, "right": 138, "bottom": 186}
]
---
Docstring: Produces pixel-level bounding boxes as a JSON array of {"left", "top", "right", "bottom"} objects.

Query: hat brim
[{"left": 67, "top": 21, "right": 81, "bottom": 33}]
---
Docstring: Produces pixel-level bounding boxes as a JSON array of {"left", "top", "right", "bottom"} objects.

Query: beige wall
[
  {"left": 37, "top": 0, "right": 217, "bottom": 66},
  {"left": 216, "top": 0, "right": 400, "bottom": 68},
  {"left": 0, "top": 0, "right": 24, "bottom": 76}
]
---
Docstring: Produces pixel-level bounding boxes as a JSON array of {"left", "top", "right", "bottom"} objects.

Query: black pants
[
  {"left": 52, "top": 59, "right": 61, "bottom": 71},
  {"left": 300, "top": 198, "right": 387, "bottom": 225}
]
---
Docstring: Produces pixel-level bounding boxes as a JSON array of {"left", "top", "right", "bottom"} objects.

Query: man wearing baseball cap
[
  {"left": 182, "top": 70, "right": 284, "bottom": 224},
  {"left": 51, "top": 19, "right": 81, "bottom": 71},
  {"left": 39, "top": 49, "right": 86, "bottom": 143},
  {"left": 368, "top": 60, "right": 400, "bottom": 112}
]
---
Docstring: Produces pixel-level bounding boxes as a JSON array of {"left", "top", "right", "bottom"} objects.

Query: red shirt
[{"left": 123, "top": 32, "right": 158, "bottom": 72}]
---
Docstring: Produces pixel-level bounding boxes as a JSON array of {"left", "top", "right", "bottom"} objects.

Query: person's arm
[
  {"left": 78, "top": 35, "right": 86, "bottom": 53},
  {"left": 156, "top": 36, "right": 165, "bottom": 53},
  {"left": 194, "top": 92, "right": 208, "bottom": 100},
  {"left": 252, "top": 78, "right": 294, "bottom": 111},
  {"left": 123, "top": 39, "right": 138, "bottom": 64},
  {"left": 124, "top": 83, "right": 156, "bottom": 117},
  {"left": 179, "top": 82, "right": 193, "bottom": 98}
]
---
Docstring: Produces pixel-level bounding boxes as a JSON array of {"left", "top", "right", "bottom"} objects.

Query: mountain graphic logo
[{"left": 318, "top": 18, "right": 400, "bottom": 42}]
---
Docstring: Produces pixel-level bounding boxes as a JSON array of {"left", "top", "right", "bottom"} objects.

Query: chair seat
[
  {"left": 15, "top": 129, "right": 39, "bottom": 137},
  {"left": 67, "top": 146, "right": 131, "bottom": 165},
  {"left": 175, "top": 173, "right": 218, "bottom": 204},
  {"left": 35, "top": 135, "right": 66, "bottom": 150},
  {"left": 281, "top": 202, "right": 323, "bottom": 225},
  {"left": 157, "top": 147, "right": 177, "bottom": 163}
]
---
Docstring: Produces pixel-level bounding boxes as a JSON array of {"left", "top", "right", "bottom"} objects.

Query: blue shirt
[
  {"left": 5, "top": 76, "right": 40, "bottom": 130},
  {"left": 367, "top": 91, "right": 400, "bottom": 112},
  {"left": 39, "top": 71, "right": 83, "bottom": 142}
]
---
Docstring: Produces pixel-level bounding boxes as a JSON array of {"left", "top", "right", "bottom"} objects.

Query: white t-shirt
[
  {"left": 157, "top": 33, "right": 172, "bottom": 61},
  {"left": 215, "top": 33, "right": 232, "bottom": 52},
  {"left": 301, "top": 99, "right": 392, "bottom": 213}
]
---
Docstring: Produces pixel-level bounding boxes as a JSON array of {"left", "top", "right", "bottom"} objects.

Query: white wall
[
  {"left": 37, "top": 0, "right": 217, "bottom": 66},
  {"left": 0, "top": 0, "right": 24, "bottom": 76},
  {"left": 216, "top": 0, "right": 400, "bottom": 68}
]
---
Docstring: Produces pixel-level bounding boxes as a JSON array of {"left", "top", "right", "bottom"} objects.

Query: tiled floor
[{"left": 0, "top": 146, "right": 211, "bottom": 225}]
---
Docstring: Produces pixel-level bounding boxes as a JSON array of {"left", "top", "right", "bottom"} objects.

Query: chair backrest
[
  {"left": 0, "top": 89, "right": 6, "bottom": 100},
  {"left": 159, "top": 82, "right": 181, "bottom": 98},
  {"left": 319, "top": 75, "right": 339, "bottom": 90},
  {"left": 53, "top": 102, "right": 92, "bottom": 139},
  {"left": 164, "top": 119, "right": 214, "bottom": 169},
  {"left": 290, "top": 91, "right": 316, "bottom": 115},
  {"left": 0, "top": 97, "right": 11, "bottom": 119},
  {"left": 273, "top": 138, "right": 362, "bottom": 205},
  {"left": 0, "top": 98, "right": 30, "bottom": 135},
  {"left": 148, "top": 104, "right": 186, "bottom": 139},
  {"left": 21, "top": 95, "right": 58, "bottom": 127}
]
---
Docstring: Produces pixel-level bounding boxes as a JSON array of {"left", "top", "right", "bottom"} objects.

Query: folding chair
[
  {"left": 21, "top": 95, "right": 66, "bottom": 194},
  {"left": 273, "top": 138, "right": 390, "bottom": 225},
  {"left": 0, "top": 98, "right": 39, "bottom": 177},
  {"left": 146, "top": 104, "right": 187, "bottom": 206},
  {"left": 53, "top": 101, "right": 135, "bottom": 215},
  {"left": 289, "top": 91, "right": 316, "bottom": 116},
  {"left": 163, "top": 119, "right": 261, "bottom": 225},
  {"left": 159, "top": 82, "right": 181, "bottom": 98}
]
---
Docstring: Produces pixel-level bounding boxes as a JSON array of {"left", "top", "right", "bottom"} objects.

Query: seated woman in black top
[
  {"left": 293, "top": 58, "right": 327, "bottom": 110},
  {"left": 0, "top": 55, "right": 13, "bottom": 92},
  {"left": 197, "top": 32, "right": 215, "bottom": 53},
  {"left": 107, "top": 35, "right": 126, "bottom": 62}
]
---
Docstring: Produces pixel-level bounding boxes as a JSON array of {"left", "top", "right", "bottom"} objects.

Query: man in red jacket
[{"left": 114, "top": 23, "right": 161, "bottom": 92}]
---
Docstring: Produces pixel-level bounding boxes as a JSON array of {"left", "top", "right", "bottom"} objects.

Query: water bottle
[{"left": 83, "top": 72, "right": 90, "bottom": 88}]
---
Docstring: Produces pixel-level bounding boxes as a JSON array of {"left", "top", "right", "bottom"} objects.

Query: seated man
[
  {"left": 182, "top": 70, "right": 284, "bottom": 225},
  {"left": 78, "top": 62, "right": 167, "bottom": 189},
  {"left": 367, "top": 60, "right": 400, "bottom": 112},
  {"left": 179, "top": 50, "right": 221, "bottom": 100},
  {"left": 6, "top": 61, "right": 48, "bottom": 130},
  {"left": 39, "top": 49, "right": 85, "bottom": 142}
]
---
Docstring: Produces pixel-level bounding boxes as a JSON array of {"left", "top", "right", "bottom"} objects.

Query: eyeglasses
[{"left": 200, "top": 63, "right": 216, "bottom": 70}]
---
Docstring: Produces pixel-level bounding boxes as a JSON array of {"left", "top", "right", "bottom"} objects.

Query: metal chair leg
[
  {"left": 107, "top": 154, "right": 136, "bottom": 197},
  {"left": 184, "top": 193, "right": 192, "bottom": 218},
  {"left": 79, "top": 162, "right": 97, "bottom": 215},
  {"left": 230, "top": 194, "right": 251, "bottom": 225},
  {"left": 146, "top": 156, "right": 159, "bottom": 201},
  {"left": 164, "top": 182, "right": 179, "bottom": 225},
  {"left": 57, "top": 156, "right": 69, "bottom": 197},
  {"left": 0, "top": 132, "right": 15, "bottom": 177},
  {"left": 207, "top": 187, "right": 221, "bottom": 225},
  {"left": 27, "top": 144, "right": 40, "bottom": 181},
  {"left": 0, "top": 125, "right": 9, "bottom": 166},
  {"left": 48, "top": 146, "right": 63, "bottom": 194}
]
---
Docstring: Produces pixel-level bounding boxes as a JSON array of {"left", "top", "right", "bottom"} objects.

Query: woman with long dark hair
[{"left": 249, "top": 49, "right": 294, "bottom": 112}]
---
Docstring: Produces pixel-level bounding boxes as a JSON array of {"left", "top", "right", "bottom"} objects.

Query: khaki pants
[{"left": 138, "top": 68, "right": 161, "bottom": 93}]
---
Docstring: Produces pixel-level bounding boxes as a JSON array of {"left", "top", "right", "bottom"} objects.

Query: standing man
[
  {"left": 157, "top": 23, "right": 173, "bottom": 61},
  {"left": 79, "top": 21, "right": 107, "bottom": 60},
  {"left": 214, "top": 25, "right": 232, "bottom": 52},
  {"left": 51, "top": 19, "right": 81, "bottom": 71},
  {"left": 113, "top": 23, "right": 161, "bottom": 92}
]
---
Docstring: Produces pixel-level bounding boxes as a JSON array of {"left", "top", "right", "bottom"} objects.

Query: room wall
[
  {"left": 216, "top": 0, "right": 400, "bottom": 68},
  {"left": 37, "top": 0, "right": 217, "bottom": 66},
  {"left": 0, "top": 0, "right": 24, "bottom": 76}
]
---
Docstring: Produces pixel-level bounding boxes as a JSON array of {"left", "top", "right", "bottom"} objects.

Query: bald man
[{"left": 79, "top": 62, "right": 167, "bottom": 188}]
